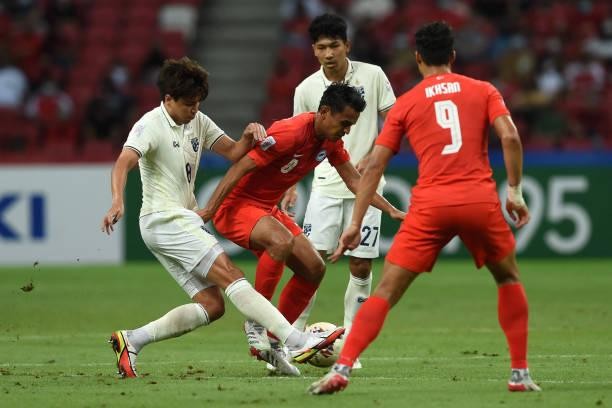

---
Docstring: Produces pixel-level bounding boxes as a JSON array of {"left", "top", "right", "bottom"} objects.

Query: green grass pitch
[{"left": 1, "top": 259, "right": 611, "bottom": 407}]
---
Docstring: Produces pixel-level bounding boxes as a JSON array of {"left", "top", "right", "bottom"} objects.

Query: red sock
[
  {"left": 336, "top": 296, "right": 390, "bottom": 367},
  {"left": 277, "top": 274, "right": 318, "bottom": 324},
  {"left": 498, "top": 282, "right": 529, "bottom": 369},
  {"left": 253, "top": 251, "right": 284, "bottom": 300}
]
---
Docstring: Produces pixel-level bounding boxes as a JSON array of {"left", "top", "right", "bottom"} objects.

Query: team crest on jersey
[
  {"left": 355, "top": 85, "right": 365, "bottom": 98},
  {"left": 303, "top": 224, "right": 311, "bottom": 236},
  {"left": 191, "top": 137, "right": 199, "bottom": 152},
  {"left": 316, "top": 150, "right": 327, "bottom": 162},
  {"left": 260, "top": 136, "right": 276, "bottom": 151}
]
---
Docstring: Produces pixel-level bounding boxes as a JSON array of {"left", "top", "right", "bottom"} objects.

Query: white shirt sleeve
[
  {"left": 198, "top": 113, "right": 226, "bottom": 150},
  {"left": 376, "top": 67, "right": 396, "bottom": 112},
  {"left": 124, "top": 119, "right": 159, "bottom": 157}
]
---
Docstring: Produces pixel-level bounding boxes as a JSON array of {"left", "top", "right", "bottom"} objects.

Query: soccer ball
[{"left": 306, "top": 321, "right": 345, "bottom": 368}]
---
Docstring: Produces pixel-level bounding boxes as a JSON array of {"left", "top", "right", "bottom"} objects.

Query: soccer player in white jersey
[
  {"left": 254, "top": 14, "right": 396, "bottom": 369},
  {"left": 100, "top": 57, "right": 344, "bottom": 378}
]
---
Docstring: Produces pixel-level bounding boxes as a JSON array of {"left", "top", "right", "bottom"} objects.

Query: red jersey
[
  {"left": 377, "top": 72, "right": 509, "bottom": 208},
  {"left": 222, "top": 112, "right": 350, "bottom": 209}
]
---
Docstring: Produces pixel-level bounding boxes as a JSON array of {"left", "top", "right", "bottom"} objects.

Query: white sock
[
  {"left": 343, "top": 273, "right": 372, "bottom": 332},
  {"left": 292, "top": 291, "right": 317, "bottom": 331},
  {"left": 127, "top": 303, "right": 209, "bottom": 352},
  {"left": 225, "top": 278, "right": 304, "bottom": 345}
]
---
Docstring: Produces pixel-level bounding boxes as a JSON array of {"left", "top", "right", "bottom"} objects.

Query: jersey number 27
[{"left": 435, "top": 100, "right": 462, "bottom": 155}]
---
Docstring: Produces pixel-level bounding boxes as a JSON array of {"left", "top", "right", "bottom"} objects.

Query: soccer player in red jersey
[
  {"left": 309, "top": 21, "right": 541, "bottom": 394},
  {"left": 199, "top": 83, "right": 405, "bottom": 374}
]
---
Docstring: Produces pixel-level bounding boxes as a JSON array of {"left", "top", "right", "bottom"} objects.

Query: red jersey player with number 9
[{"left": 309, "top": 21, "right": 541, "bottom": 395}]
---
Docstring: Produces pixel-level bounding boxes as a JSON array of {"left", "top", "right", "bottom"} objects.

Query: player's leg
[
  {"left": 110, "top": 285, "right": 222, "bottom": 378},
  {"left": 343, "top": 202, "right": 381, "bottom": 339},
  {"left": 460, "top": 202, "right": 540, "bottom": 392},
  {"left": 204, "top": 252, "right": 344, "bottom": 369},
  {"left": 293, "top": 192, "right": 344, "bottom": 328},
  {"left": 109, "top": 210, "right": 226, "bottom": 377},
  {"left": 308, "top": 260, "right": 419, "bottom": 394},
  {"left": 309, "top": 206, "right": 446, "bottom": 394},
  {"left": 253, "top": 249, "right": 284, "bottom": 300}
]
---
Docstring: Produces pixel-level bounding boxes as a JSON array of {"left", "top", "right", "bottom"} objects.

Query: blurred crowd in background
[
  {"left": 1, "top": 0, "right": 611, "bottom": 162},
  {"left": 0, "top": 0, "right": 195, "bottom": 161}
]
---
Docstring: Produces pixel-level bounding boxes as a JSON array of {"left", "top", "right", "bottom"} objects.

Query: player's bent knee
[
  {"left": 349, "top": 257, "right": 372, "bottom": 278},
  {"left": 206, "top": 301, "right": 225, "bottom": 322}
]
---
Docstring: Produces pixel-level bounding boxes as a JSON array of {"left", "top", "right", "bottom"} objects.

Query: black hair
[
  {"left": 308, "top": 13, "right": 348, "bottom": 43},
  {"left": 318, "top": 83, "right": 366, "bottom": 114},
  {"left": 157, "top": 56, "right": 209, "bottom": 102},
  {"left": 415, "top": 21, "right": 455, "bottom": 66}
]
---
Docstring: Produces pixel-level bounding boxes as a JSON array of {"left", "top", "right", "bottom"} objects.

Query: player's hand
[
  {"left": 280, "top": 185, "right": 298, "bottom": 217},
  {"left": 506, "top": 199, "right": 530, "bottom": 228},
  {"left": 101, "top": 201, "right": 124, "bottom": 235},
  {"left": 196, "top": 207, "right": 214, "bottom": 223},
  {"left": 328, "top": 224, "right": 361, "bottom": 263},
  {"left": 242, "top": 122, "right": 267, "bottom": 145},
  {"left": 389, "top": 207, "right": 406, "bottom": 221}
]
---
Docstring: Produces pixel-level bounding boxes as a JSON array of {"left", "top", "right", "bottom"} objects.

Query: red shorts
[
  {"left": 213, "top": 202, "right": 303, "bottom": 249},
  {"left": 386, "top": 202, "right": 515, "bottom": 272}
]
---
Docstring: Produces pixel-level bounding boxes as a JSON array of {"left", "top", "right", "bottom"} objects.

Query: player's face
[
  {"left": 164, "top": 95, "right": 200, "bottom": 125},
  {"left": 318, "top": 105, "right": 359, "bottom": 142},
  {"left": 312, "top": 36, "right": 350, "bottom": 72}
]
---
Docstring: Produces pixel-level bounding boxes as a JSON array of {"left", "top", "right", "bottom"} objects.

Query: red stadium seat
[{"left": 159, "top": 31, "right": 187, "bottom": 58}]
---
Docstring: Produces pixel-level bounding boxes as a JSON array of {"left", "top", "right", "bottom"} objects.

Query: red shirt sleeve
[
  {"left": 486, "top": 82, "right": 510, "bottom": 124},
  {"left": 327, "top": 139, "right": 350, "bottom": 167},
  {"left": 375, "top": 102, "right": 405, "bottom": 153},
  {"left": 247, "top": 121, "right": 296, "bottom": 167}
]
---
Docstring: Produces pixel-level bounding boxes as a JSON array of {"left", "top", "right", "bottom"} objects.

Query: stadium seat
[{"left": 159, "top": 31, "right": 187, "bottom": 59}]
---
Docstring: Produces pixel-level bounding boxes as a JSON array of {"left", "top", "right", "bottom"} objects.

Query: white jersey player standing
[
  {"left": 101, "top": 57, "right": 344, "bottom": 378},
  {"left": 277, "top": 14, "right": 396, "bottom": 368}
]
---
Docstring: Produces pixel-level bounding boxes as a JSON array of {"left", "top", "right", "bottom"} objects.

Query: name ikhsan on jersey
[{"left": 424, "top": 81, "right": 461, "bottom": 98}]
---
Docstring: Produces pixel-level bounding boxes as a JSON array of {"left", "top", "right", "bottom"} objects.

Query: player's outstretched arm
[
  {"left": 335, "top": 147, "right": 404, "bottom": 220},
  {"left": 493, "top": 115, "right": 530, "bottom": 228},
  {"left": 212, "top": 123, "right": 267, "bottom": 163},
  {"left": 101, "top": 148, "right": 140, "bottom": 235},
  {"left": 197, "top": 155, "right": 257, "bottom": 222},
  {"left": 329, "top": 145, "right": 399, "bottom": 262}
]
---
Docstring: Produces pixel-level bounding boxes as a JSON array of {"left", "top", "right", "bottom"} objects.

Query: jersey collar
[
  {"left": 320, "top": 58, "right": 354, "bottom": 87},
  {"left": 160, "top": 102, "right": 182, "bottom": 128}
]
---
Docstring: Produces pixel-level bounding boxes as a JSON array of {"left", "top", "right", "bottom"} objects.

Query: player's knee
[
  {"left": 349, "top": 257, "right": 372, "bottom": 278},
  {"left": 310, "top": 257, "right": 326, "bottom": 282},
  {"left": 206, "top": 300, "right": 225, "bottom": 322}
]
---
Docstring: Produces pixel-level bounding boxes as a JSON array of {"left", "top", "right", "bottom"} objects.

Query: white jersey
[
  {"left": 124, "top": 102, "right": 225, "bottom": 217},
  {"left": 294, "top": 59, "right": 395, "bottom": 198}
]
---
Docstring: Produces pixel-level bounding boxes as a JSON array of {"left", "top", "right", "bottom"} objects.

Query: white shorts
[
  {"left": 140, "top": 209, "right": 223, "bottom": 298},
  {"left": 302, "top": 190, "right": 381, "bottom": 258}
]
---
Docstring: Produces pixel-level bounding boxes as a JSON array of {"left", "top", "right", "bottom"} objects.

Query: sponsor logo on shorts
[
  {"left": 303, "top": 223, "right": 311, "bottom": 236},
  {"left": 173, "top": 141, "right": 180, "bottom": 148},
  {"left": 316, "top": 150, "right": 327, "bottom": 161},
  {"left": 260, "top": 136, "right": 276, "bottom": 151},
  {"left": 357, "top": 296, "right": 368, "bottom": 303}
]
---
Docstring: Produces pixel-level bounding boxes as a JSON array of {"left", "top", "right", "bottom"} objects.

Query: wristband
[{"left": 507, "top": 183, "right": 526, "bottom": 207}]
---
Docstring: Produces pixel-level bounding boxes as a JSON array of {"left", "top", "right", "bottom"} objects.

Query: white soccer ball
[{"left": 306, "top": 321, "right": 345, "bottom": 368}]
